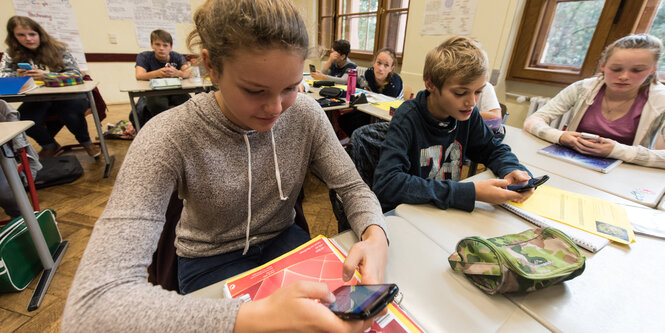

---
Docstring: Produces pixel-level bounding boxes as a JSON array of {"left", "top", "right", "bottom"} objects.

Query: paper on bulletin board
[
  {"left": 13, "top": 0, "right": 88, "bottom": 70},
  {"left": 105, "top": 0, "right": 192, "bottom": 48},
  {"left": 421, "top": 0, "right": 479, "bottom": 35},
  {"left": 510, "top": 185, "right": 636, "bottom": 244}
]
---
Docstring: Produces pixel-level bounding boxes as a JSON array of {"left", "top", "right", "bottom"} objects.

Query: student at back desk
[
  {"left": 311, "top": 39, "right": 357, "bottom": 85},
  {"left": 0, "top": 16, "right": 100, "bottom": 159},
  {"left": 135, "top": 29, "right": 192, "bottom": 123}
]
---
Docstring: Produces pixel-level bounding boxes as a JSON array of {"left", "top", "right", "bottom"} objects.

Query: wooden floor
[{"left": 0, "top": 103, "right": 338, "bottom": 332}]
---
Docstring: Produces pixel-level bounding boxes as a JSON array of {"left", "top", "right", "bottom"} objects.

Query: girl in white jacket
[{"left": 524, "top": 34, "right": 665, "bottom": 168}]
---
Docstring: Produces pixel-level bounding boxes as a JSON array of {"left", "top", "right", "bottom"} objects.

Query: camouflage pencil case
[{"left": 448, "top": 228, "right": 586, "bottom": 295}]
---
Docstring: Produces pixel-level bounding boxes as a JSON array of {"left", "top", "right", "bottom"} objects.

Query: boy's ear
[{"left": 424, "top": 78, "right": 436, "bottom": 92}]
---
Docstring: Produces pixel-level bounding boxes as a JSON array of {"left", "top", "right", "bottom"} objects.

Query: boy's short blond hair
[{"left": 423, "top": 36, "right": 488, "bottom": 90}]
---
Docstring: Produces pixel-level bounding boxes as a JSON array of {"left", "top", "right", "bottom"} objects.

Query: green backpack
[
  {"left": 0, "top": 209, "right": 62, "bottom": 293},
  {"left": 448, "top": 227, "right": 586, "bottom": 295}
]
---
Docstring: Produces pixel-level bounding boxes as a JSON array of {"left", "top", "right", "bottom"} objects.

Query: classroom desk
[
  {"left": 190, "top": 216, "right": 548, "bottom": 333},
  {"left": 394, "top": 167, "right": 665, "bottom": 332},
  {"left": 503, "top": 125, "right": 665, "bottom": 208},
  {"left": 307, "top": 85, "right": 351, "bottom": 111},
  {"left": 119, "top": 78, "right": 214, "bottom": 132},
  {"left": 0, "top": 121, "right": 68, "bottom": 311},
  {"left": 355, "top": 102, "right": 393, "bottom": 121},
  {"left": 0, "top": 81, "right": 114, "bottom": 178}
]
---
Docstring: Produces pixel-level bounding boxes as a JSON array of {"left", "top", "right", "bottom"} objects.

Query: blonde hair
[
  {"left": 598, "top": 34, "right": 663, "bottom": 86},
  {"left": 187, "top": 0, "right": 308, "bottom": 75},
  {"left": 423, "top": 36, "right": 488, "bottom": 90}
]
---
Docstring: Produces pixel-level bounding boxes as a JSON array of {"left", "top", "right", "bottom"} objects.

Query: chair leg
[{"left": 18, "top": 148, "right": 39, "bottom": 211}]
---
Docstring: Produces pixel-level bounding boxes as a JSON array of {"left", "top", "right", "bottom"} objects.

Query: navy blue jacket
[
  {"left": 372, "top": 90, "right": 529, "bottom": 212},
  {"left": 136, "top": 51, "right": 187, "bottom": 72},
  {"left": 362, "top": 67, "right": 403, "bottom": 98},
  {"left": 328, "top": 59, "right": 357, "bottom": 77}
]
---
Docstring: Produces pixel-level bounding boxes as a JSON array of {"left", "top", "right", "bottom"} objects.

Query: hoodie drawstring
[
  {"left": 241, "top": 129, "right": 289, "bottom": 255},
  {"left": 242, "top": 134, "right": 252, "bottom": 255},
  {"left": 271, "top": 128, "right": 289, "bottom": 201}
]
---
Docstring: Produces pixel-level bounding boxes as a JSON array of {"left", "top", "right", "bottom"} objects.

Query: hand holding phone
[
  {"left": 507, "top": 175, "right": 549, "bottom": 192},
  {"left": 17, "top": 63, "right": 33, "bottom": 70},
  {"left": 580, "top": 132, "right": 599, "bottom": 140},
  {"left": 328, "top": 284, "right": 398, "bottom": 320}
]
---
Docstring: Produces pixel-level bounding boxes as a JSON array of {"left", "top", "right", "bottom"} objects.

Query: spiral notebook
[{"left": 501, "top": 203, "right": 609, "bottom": 252}]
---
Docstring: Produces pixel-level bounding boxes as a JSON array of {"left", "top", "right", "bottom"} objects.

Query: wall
[
  {"left": 0, "top": 0, "right": 567, "bottom": 126},
  {"left": 0, "top": 0, "right": 315, "bottom": 104},
  {"left": 398, "top": 0, "right": 565, "bottom": 128}
]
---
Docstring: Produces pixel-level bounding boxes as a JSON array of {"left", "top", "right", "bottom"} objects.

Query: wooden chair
[{"left": 147, "top": 189, "right": 310, "bottom": 292}]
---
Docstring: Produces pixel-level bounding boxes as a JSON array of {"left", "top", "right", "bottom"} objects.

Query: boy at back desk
[
  {"left": 372, "top": 36, "right": 534, "bottom": 212},
  {"left": 135, "top": 29, "right": 191, "bottom": 120}
]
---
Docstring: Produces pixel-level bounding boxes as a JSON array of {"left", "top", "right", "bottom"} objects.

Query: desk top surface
[
  {"left": 503, "top": 125, "right": 665, "bottom": 207},
  {"left": 394, "top": 167, "right": 665, "bottom": 332},
  {"left": 0, "top": 120, "right": 34, "bottom": 146},
  {"left": 0, "top": 80, "right": 98, "bottom": 97},
  {"left": 191, "top": 216, "right": 548, "bottom": 333},
  {"left": 119, "top": 78, "right": 213, "bottom": 92}
]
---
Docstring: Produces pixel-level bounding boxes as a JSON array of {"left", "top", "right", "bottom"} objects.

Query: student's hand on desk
[
  {"left": 571, "top": 136, "right": 614, "bottom": 157},
  {"left": 234, "top": 281, "right": 374, "bottom": 333},
  {"left": 475, "top": 178, "right": 529, "bottom": 205},
  {"left": 343, "top": 224, "right": 389, "bottom": 317},
  {"left": 504, "top": 170, "right": 535, "bottom": 203},
  {"left": 558, "top": 131, "right": 582, "bottom": 148},
  {"left": 17, "top": 68, "right": 46, "bottom": 80},
  {"left": 311, "top": 70, "right": 327, "bottom": 81},
  {"left": 159, "top": 65, "right": 178, "bottom": 78}
]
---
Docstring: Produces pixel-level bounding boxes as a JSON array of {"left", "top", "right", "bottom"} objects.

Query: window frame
[
  {"left": 507, "top": 0, "right": 659, "bottom": 87},
  {"left": 317, "top": 0, "right": 410, "bottom": 64}
]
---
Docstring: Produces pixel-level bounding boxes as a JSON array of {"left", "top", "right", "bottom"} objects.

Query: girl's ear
[{"left": 202, "top": 49, "right": 219, "bottom": 83}]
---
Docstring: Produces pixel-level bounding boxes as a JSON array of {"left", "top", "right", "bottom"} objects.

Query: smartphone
[
  {"left": 17, "top": 63, "right": 33, "bottom": 70},
  {"left": 328, "top": 284, "right": 398, "bottom": 320},
  {"left": 309, "top": 64, "right": 316, "bottom": 73},
  {"left": 507, "top": 175, "right": 549, "bottom": 192},
  {"left": 580, "top": 132, "right": 599, "bottom": 140}
]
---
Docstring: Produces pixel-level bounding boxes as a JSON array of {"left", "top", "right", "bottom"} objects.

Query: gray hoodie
[{"left": 61, "top": 92, "right": 387, "bottom": 332}]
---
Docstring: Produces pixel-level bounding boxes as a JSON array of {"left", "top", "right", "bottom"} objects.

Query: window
[
  {"left": 508, "top": 0, "right": 664, "bottom": 86},
  {"left": 317, "top": 0, "right": 410, "bottom": 62}
]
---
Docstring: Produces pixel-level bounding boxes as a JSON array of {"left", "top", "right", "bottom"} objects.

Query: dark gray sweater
[{"left": 62, "top": 92, "right": 387, "bottom": 331}]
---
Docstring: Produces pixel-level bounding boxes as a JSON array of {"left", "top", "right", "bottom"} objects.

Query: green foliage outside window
[{"left": 540, "top": 1, "right": 605, "bottom": 67}]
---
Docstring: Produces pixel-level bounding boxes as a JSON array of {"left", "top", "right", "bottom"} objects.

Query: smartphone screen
[
  {"left": 309, "top": 64, "right": 316, "bottom": 73},
  {"left": 329, "top": 284, "right": 398, "bottom": 320}
]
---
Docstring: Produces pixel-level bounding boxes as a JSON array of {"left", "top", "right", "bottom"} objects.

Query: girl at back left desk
[{"left": 0, "top": 15, "right": 100, "bottom": 159}]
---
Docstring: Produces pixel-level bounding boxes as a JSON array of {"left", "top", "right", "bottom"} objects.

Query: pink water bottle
[{"left": 346, "top": 69, "right": 357, "bottom": 101}]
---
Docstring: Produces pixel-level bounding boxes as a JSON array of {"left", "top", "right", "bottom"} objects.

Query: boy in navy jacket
[{"left": 373, "top": 36, "right": 534, "bottom": 212}]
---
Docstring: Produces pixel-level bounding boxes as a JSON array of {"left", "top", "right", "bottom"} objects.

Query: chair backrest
[
  {"left": 355, "top": 66, "right": 368, "bottom": 77},
  {"left": 500, "top": 103, "right": 509, "bottom": 124},
  {"left": 346, "top": 122, "right": 391, "bottom": 187}
]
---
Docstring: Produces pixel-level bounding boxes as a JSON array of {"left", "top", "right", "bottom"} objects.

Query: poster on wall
[
  {"left": 421, "top": 0, "right": 479, "bottom": 36},
  {"left": 12, "top": 0, "right": 88, "bottom": 70},
  {"left": 105, "top": 0, "right": 192, "bottom": 49}
]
